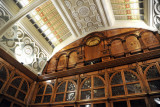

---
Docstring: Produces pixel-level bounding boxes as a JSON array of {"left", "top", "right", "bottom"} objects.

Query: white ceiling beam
[
  {"left": 51, "top": 0, "right": 79, "bottom": 38},
  {"left": 0, "top": 0, "right": 48, "bottom": 38}
]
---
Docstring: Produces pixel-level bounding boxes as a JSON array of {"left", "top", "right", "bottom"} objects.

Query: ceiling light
[
  {"left": 130, "top": 3, "right": 139, "bottom": 9},
  {"left": 35, "top": 15, "right": 41, "bottom": 21},
  {"left": 41, "top": 25, "right": 48, "bottom": 31},
  {"left": 31, "top": 10, "right": 37, "bottom": 16},
  {"left": 44, "top": 29, "right": 51, "bottom": 35},
  {"left": 48, "top": 34, "right": 54, "bottom": 39},
  {"left": 129, "top": 0, "right": 139, "bottom": 3},
  {"left": 51, "top": 37, "right": 57, "bottom": 43},
  {"left": 19, "top": 0, "right": 29, "bottom": 7}
]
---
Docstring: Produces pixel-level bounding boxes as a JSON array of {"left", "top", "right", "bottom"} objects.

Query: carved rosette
[
  {"left": 64, "top": 0, "right": 103, "bottom": 34},
  {"left": 0, "top": 4, "right": 48, "bottom": 73},
  {"left": 154, "top": 0, "right": 160, "bottom": 30}
]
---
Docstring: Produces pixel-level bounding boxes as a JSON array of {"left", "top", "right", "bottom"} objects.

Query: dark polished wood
[{"left": 39, "top": 48, "right": 160, "bottom": 81}]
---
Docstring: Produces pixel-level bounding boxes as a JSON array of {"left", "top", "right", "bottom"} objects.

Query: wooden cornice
[
  {"left": 38, "top": 49, "right": 160, "bottom": 81},
  {"left": 0, "top": 48, "right": 38, "bottom": 81}
]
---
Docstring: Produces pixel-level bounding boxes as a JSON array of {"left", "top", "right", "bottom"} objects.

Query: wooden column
[
  {"left": 66, "top": 55, "right": 69, "bottom": 70},
  {"left": 25, "top": 81, "right": 37, "bottom": 105},
  {"left": 137, "top": 36, "right": 148, "bottom": 53},
  {"left": 122, "top": 40, "right": 130, "bottom": 57}
]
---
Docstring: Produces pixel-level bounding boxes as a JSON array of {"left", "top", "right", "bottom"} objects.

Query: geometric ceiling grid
[
  {"left": 111, "top": 0, "right": 144, "bottom": 20},
  {"left": 0, "top": 3, "right": 48, "bottom": 74},
  {"left": 14, "top": 0, "right": 72, "bottom": 47}
]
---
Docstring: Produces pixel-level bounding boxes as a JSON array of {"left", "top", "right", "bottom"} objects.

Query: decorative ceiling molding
[
  {"left": 153, "top": 0, "right": 160, "bottom": 31},
  {"left": 52, "top": 0, "right": 112, "bottom": 37},
  {"left": 0, "top": 3, "right": 48, "bottom": 74},
  {"left": 0, "top": 22, "right": 48, "bottom": 74}
]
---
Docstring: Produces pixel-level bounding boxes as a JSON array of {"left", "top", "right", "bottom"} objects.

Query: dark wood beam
[
  {"left": 39, "top": 49, "right": 160, "bottom": 81},
  {"left": 0, "top": 48, "right": 38, "bottom": 81}
]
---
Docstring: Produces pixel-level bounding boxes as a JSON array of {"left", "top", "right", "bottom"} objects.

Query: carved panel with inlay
[
  {"left": 111, "top": 39, "right": 125, "bottom": 57},
  {"left": 141, "top": 32, "right": 160, "bottom": 48}
]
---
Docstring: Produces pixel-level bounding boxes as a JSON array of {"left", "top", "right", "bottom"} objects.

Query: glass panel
[
  {"left": 127, "top": 83, "right": 142, "bottom": 94},
  {"left": 67, "top": 81, "right": 75, "bottom": 91},
  {"left": 43, "top": 95, "right": 51, "bottom": 103},
  {"left": 82, "top": 78, "right": 91, "bottom": 89},
  {"left": 55, "top": 94, "right": 64, "bottom": 102},
  {"left": 93, "top": 88, "right": 105, "bottom": 98},
  {"left": 0, "top": 99, "right": 11, "bottom": 107},
  {"left": 13, "top": 103, "right": 21, "bottom": 107},
  {"left": 94, "top": 103, "right": 106, "bottom": 107},
  {"left": 153, "top": 97, "right": 160, "bottom": 106},
  {"left": 130, "top": 99, "right": 147, "bottom": 107},
  {"left": 65, "top": 92, "right": 75, "bottom": 101},
  {"left": 81, "top": 90, "right": 91, "bottom": 100},
  {"left": 124, "top": 72, "right": 138, "bottom": 83},
  {"left": 142, "top": 66, "right": 147, "bottom": 72},
  {"left": 38, "top": 86, "right": 45, "bottom": 95},
  {"left": 17, "top": 91, "right": 26, "bottom": 101},
  {"left": 0, "top": 66, "right": 7, "bottom": 81},
  {"left": 80, "top": 104, "right": 91, "bottom": 107},
  {"left": 111, "top": 72, "right": 123, "bottom": 85},
  {"left": 45, "top": 85, "right": 52, "bottom": 94},
  {"left": 149, "top": 80, "right": 160, "bottom": 91},
  {"left": 57, "top": 82, "right": 66, "bottom": 93},
  {"left": 0, "top": 81, "right": 4, "bottom": 89},
  {"left": 35, "top": 96, "right": 42, "bottom": 103},
  {"left": 7, "top": 86, "right": 17, "bottom": 97},
  {"left": 94, "top": 77, "right": 104, "bottom": 87},
  {"left": 11, "top": 78, "right": 22, "bottom": 88},
  {"left": 113, "top": 101, "right": 127, "bottom": 107},
  {"left": 147, "top": 66, "right": 160, "bottom": 79},
  {"left": 64, "top": 106, "right": 74, "bottom": 107},
  {"left": 21, "top": 81, "right": 28, "bottom": 92},
  {"left": 112, "top": 86, "right": 125, "bottom": 96}
]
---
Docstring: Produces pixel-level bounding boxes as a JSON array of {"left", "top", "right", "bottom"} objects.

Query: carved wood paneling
[
  {"left": 110, "top": 39, "right": 125, "bottom": 57},
  {"left": 84, "top": 42, "right": 103, "bottom": 61},
  {"left": 125, "top": 35, "right": 141, "bottom": 53},
  {"left": 44, "top": 29, "right": 160, "bottom": 74},
  {"left": 68, "top": 51, "right": 78, "bottom": 68},
  {"left": 141, "top": 31, "right": 160, "bottom": 49},
  {"left": 57, "top": 54, "right": 67, "bottom": 71}
]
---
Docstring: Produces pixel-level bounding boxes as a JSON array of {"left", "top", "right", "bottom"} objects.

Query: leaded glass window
[
  {"left": 55, "top": 80, "right": 76, "bottom": 102},
  {"left": 111, "top": 70, "right": 142, "bottom": 96},
  {"left": 35, "top": 83, "right": 53, "bottom": 103},
  {"left": 112, "top": 98, "right": 147, "bottom": 107},
  {"left": 6, "top": 77, "right": 29, "bottom": 102},
  {"left": 145, "top": 64, "right": 160, "bottom": 91},
  {"left": 0, "top": 66, "right": 9, "bottom": 89},
  {"left": 80, "top": 76, "right": 105, "bottom": 100}
]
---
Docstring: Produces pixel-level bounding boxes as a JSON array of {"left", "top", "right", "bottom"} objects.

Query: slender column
[
  {"left": 0, "top": 0, "right": 48, "bottom": 37},
  {"left": 26, "top": 81, "right": 37, "bottom": 105}
]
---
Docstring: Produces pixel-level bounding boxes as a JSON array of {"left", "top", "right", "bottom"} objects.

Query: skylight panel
[
  {"left": 44, "top": 29, "right": 51, "bottom": 35},
  {"left": 13, "top": 0, "right": 72, "bottom": 48},
  {"left": 41, "top": 25, "right": 48, "bottom": 31},
  {"left": 48, "top": 34, "right": 54, "bottom": 39},
  {"left": 111, "top": 0, "right": 144, "bottom": 20}
]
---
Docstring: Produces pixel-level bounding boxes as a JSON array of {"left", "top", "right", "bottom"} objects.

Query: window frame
[
  {"left": 110, "top": 70, "right": 144, "bottom": 97},
  {"left": 54, "top": 80, "right": 77, "bottom": 103},
  {"left": 80, "top": 75, "right": 106, "bottom": 100}
]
